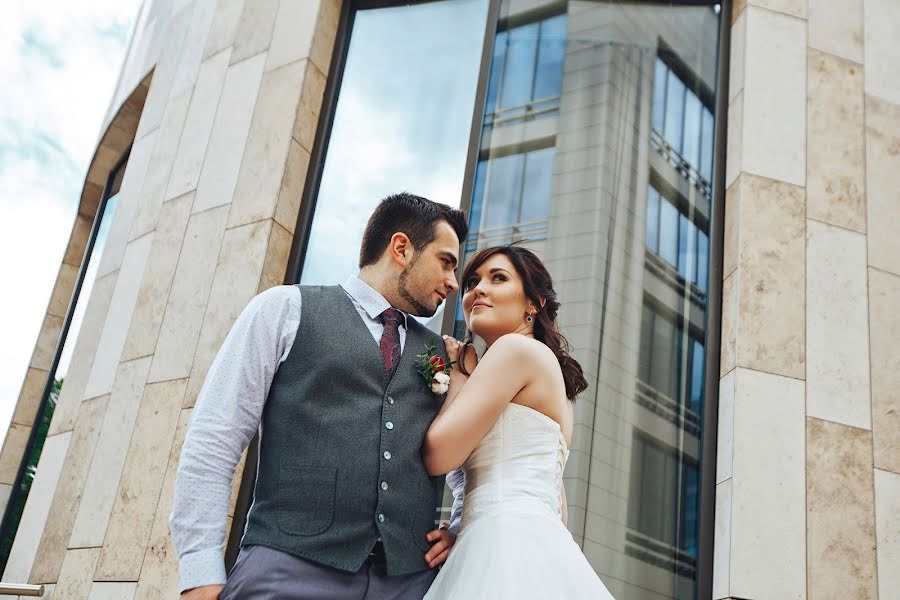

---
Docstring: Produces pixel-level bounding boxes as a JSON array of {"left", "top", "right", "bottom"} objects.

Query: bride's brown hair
[{"left": 457, "top": 245, "right": 588, "bottom": 400}]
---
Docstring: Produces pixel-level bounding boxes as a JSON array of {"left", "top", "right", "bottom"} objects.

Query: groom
[{"left": 171, "top": 193, "right": 468, "bottom": 599}]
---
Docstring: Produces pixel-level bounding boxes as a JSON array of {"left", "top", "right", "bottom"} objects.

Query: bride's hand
[{"left": 442, "top": 335, "right": 476, "bottom": 374}]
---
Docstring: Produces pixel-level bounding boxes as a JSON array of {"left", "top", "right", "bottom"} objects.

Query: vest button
[
  {"left": 377, "top": 513, "right": 385, "bottom": 523},
  {"left": 385, "top": 421, "right": 394, "bottom": 430},
  {"left": 387, "top": 396, "right": 395, "bottom": 404},
  {"left": 381, "top": 481, "right": 389, "bottom": 491},
  {"left": 383, "top": 451, "right": 392, "bottom": 460}
]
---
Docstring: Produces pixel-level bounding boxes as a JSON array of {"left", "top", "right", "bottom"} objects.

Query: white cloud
[{"left": 0, "top": 2, "right": 140, "bottom": 440}]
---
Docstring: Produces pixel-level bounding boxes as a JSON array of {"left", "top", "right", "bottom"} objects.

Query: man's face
[{"left": 397, "top": 221, "right": 460, "bottom": 317}]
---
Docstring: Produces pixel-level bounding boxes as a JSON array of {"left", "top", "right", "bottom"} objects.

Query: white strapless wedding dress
[{"left": 424, "top": 402, "right": 615, "bottom": 599}]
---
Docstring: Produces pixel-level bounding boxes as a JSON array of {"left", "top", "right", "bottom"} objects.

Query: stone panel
[
  {"left": 166, "top": 49, "right": 232, "bottom": 200},
  {"left": 808, "top": 0, "right": 863, "bottom": 63},
  {"left": 30, "top": 314, "right": 64, "bottom": 372},
  {"left": 865, "top": 95, "right": 900, "bottom": 276},
  {"left": 265, "top": 0, "right": 320, "bottom": 72},
  {"left": 132, "top": 408, "right": 192, "bottom": 600},
  {"left": 184, "top": 220, "right": 272, "bottom": 408},
  {"left": 11, "top": 368, "right": 49, "bottom": 428},
  {"left": 227, "top": 60, "right": 305, "bottom": 228},
  {"left": 47, "top": 263, "right": 79, "bottom": 318},
  {"left": 742, "top": 5, "right": 807, "bottom": 186},
  {"left": 122, "top": 192, "right": 194, "bottom": 361},
  {"left": 735, "top": 174, "right": 805, "bottom": 379},
  {"left": 729, "top": 368, "right": 805, "bottom": 600},
  {"left": 169, "top": 0, "right": 217, "bottom": 98},
  {"left": 87, "top": 582, "right": 136, "bottom": 600},
  {"left": 807, "top": 49, "right": 865, "bottom": 233},
  {"left": 874, "top": 469, "right": 900, "bottom": 599},
  {"left": 148, "top": 205, "right": 229, "bottom": 383},
  {"left": 309, "top": 0, "right": 341, "bottom": 76},
  {"left": 258, "top": 221, "right": 293, "bottom": 294},
  {"left": 84, "top": 233, "right": 154, "bottom": 399},
  {"left": 53, "top": 548, "right": 100, "bottom": 600},
  {"left": 69, "top": 357, "right": 153, "bottom": 548},
  {"left": 128, "top": 91, "right": 192, "bottom": 241},
  {"left": 29, "top": 396, "right": 108, "bottom": 584},
  {"left": 864, "top": 0, "right": 900, "bottom": 105},
  {"left": 191, "top": 52, "right": 266, "bottom": 214},
  {"left": 713, "top": 479, "right": 732, "bottom": 600},
  {"left": 95, "top": 127, "right": 156, "bottom": 279},
  {"left": 273, "top": 139, "right": 310, "bottom": 236},
  {"left": 869, "top": 268, "right": 900, "bottom": 473},
  {"left": 748, "top": 0, "right": 806, "bottom": 19},
  {"left": 204, "top": 0, "right": 244, "bottom": 59},
  {"left": 95, "top": 379, "right": 187, "bottom": 580},
  {"left": 230, "top": 0, "right": 279, "bottom": 65},
  {"left": 807, "top": 418, "right": 877, "bottom": 599},
  {"left": 291, "top": 60, "right": 327, "bottom": 153},
  {"left": 48, "top": 272, "right": 117, "bottom": 436},
  {"left": 0, "top": 432, "right": 71, "bottom": 584},
  {"left": 806, "top": 220, "right": 870, "bottom": 429},
  {"left": 0, "top": 423, "right": 31, "bottom": 485}
]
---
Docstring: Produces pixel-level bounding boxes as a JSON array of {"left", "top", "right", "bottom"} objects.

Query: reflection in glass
[
  {"left": 459, "top": 3, "right": 720, "bottom": 598},
  {"left": 300, "top": 0, "right": 490, "bottom": 314}
]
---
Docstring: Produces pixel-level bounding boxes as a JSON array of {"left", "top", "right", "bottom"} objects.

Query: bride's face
[{"left": 461, "top": 254, "right": 534, "bottom": 344}]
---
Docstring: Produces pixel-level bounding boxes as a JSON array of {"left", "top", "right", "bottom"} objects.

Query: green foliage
[{"left": 0, "top": 376, "right": 61, "bottom": 569}]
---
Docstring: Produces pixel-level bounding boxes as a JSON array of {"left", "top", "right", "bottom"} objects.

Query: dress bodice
[{"left": 461, "top": 402, "right": 570, "bottom": 529}]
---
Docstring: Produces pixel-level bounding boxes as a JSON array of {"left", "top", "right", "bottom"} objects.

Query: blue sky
[{"left": 0, "top": 2, "right": 140, "bottom": 440}]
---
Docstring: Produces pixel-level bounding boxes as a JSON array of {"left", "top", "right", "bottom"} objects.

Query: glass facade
[{"left": 297, "top": 2, "right": 721, "bottom": 598}]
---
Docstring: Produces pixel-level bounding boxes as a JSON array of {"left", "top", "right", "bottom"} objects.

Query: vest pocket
[{"left": 276, "top": 465, "right": 336, "bottom": 536}]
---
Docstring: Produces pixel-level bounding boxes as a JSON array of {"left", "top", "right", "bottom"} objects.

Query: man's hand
[
  {"left": 424, "top": 524, "right": 457, "bottom": 568},
  {"left": 180, "top": 584, "right": 224, "bottom": 600}
]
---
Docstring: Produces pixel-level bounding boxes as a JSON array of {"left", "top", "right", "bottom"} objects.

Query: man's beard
[{"left": 398, "top": 258, "right": 437, "bottom": 317}]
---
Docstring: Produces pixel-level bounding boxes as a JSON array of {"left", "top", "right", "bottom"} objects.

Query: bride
[{"left": 422, "top": 245, "right": 615, "bottom": 599}]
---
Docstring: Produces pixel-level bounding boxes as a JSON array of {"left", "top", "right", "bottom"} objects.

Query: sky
[{"left": 0, "top": 1, "right": 141, "bottom": 440}]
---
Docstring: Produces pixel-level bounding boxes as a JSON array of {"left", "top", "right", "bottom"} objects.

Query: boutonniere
[{"left": 415, "top": 343, "right": 454, "bottom": 394}]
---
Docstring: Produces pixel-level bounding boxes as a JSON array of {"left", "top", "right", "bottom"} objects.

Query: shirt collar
[{"left": 341, "top": 275, "right": 408, "bottom": 328}]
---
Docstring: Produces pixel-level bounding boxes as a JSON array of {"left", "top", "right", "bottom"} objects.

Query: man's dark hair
[{"left": 359, "top": 193, "right": 468, "bottom": 268}]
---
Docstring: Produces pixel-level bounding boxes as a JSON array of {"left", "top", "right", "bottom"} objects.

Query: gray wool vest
[{"left": 241, "top": 285, "right": 448, "bottom": 576}]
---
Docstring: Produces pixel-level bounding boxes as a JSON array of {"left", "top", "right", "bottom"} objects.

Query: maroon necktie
[{"left": 379, "top": 308, "right": 403, "bottom": 379}]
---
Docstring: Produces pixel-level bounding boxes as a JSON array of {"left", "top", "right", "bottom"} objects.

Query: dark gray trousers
[{"left": 219, "top": 545, "right": 437, "bottom": 600}]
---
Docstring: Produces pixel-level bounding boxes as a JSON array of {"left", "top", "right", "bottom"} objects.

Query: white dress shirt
[{"left": 170, "top": 276, "right": 463, "bottom": 592}]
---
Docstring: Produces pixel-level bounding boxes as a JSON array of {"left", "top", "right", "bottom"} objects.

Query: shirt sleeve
[
  {"left": 446, "top": 467, "right": 465, "bottom": 535},
  {"left": 170, "top": 285, "right": 301, "bottom": 592}
]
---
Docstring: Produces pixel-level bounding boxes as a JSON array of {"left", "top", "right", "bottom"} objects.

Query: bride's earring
[{"left": 525, "top": 313, "right": 533, "bottom": 323}]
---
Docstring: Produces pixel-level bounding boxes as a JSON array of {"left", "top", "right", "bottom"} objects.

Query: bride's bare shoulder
[{"left": 489, "top": 334, "right": 558, "bottom": 368}]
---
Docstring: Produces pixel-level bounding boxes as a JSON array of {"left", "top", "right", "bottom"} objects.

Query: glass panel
[
  {"left": 682, "top": 92, "right": 702, "bottom": 170},
  {"left": 659, "top": 197, "right": 679, "bottom": 267},
  {"left": 484, "top": 153, "right": 523, "bottom": 228},
  {"left": 300, "top": 0, "right": 489, "bottom": 288},
  {"left": 697, "top": 229, "right": 709, "bottom": 294},
  {"left": 520, "top": 147, "right": 555, "bottom": 222},
  {"left": 700, "top": 107, "right": 714, "bottom": 183},
  {"left": 533, "top": 15, "right": 567, "bottom": 101},
  {"left": 664, "top": 69, "right": 685, "bottom": 153},
  {"left": 645, "top": 186, "right": 659, "bottom": 253},
  {"left": 652, "top": 58, "right": 667, "bottom": 132},
  {"left": 484, "top": 29, "right": 508, "bottom": 117},
  {"left": 459, "top": 3, "right": 720, "bottom": 598},
  {"left": 499, "top": 22, "right": 539, "bottom": 109}
]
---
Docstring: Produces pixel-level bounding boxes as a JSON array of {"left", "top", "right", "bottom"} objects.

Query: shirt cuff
[{"left": 178, "top": 547, "right": 228, "bottom": 593}]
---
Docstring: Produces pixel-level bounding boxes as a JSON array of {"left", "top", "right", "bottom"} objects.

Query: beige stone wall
[
  {"left": 715, "top": 0, "right": 900, "bottom": 598},
  {"left": 0, "top": 1, "right": 339, "bottom": 597}
]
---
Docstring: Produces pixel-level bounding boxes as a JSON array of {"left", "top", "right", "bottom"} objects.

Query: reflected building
[{"left": 461, "top": 3, "right": 718, "bottom": 597}]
